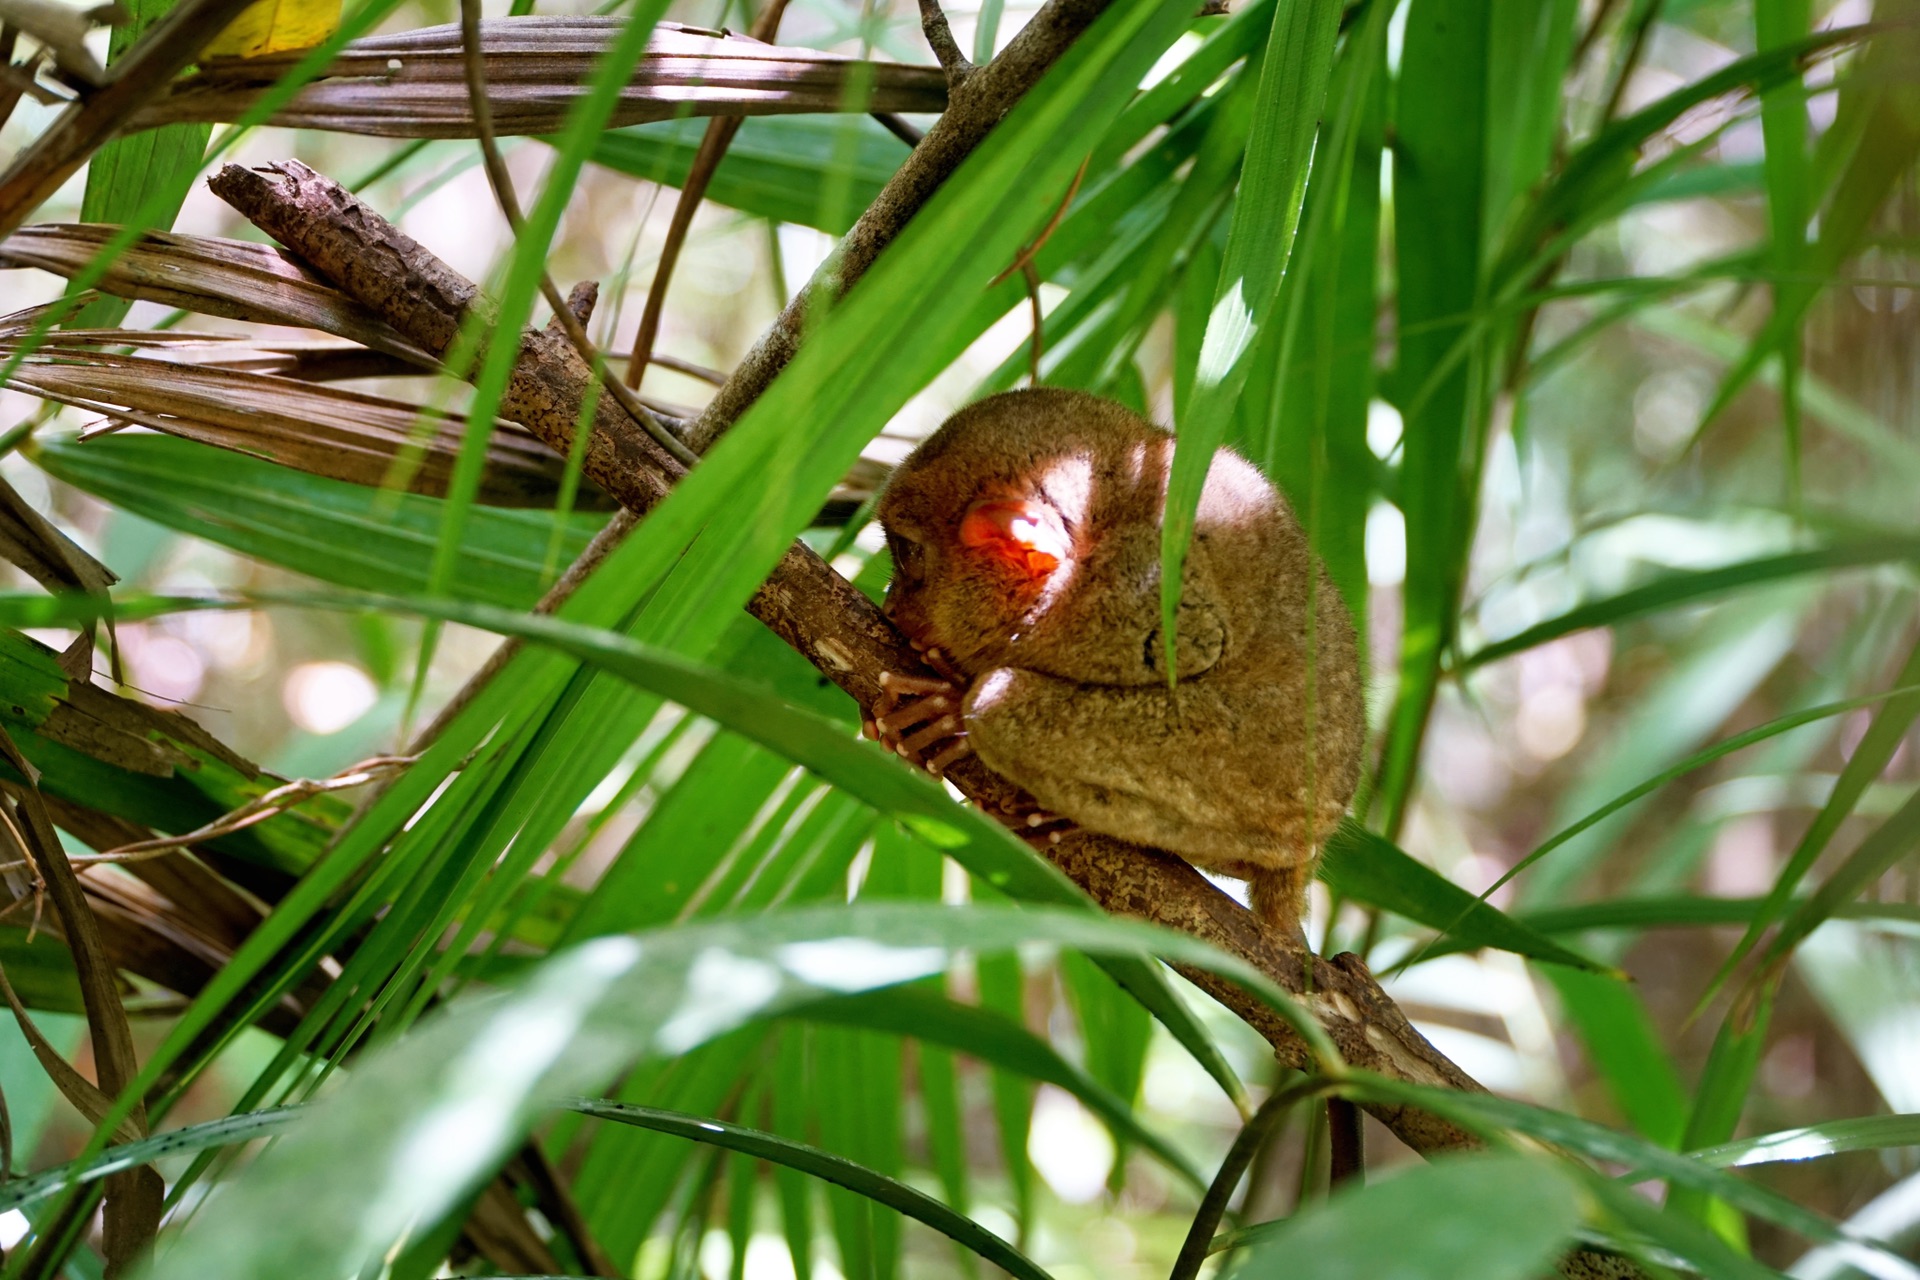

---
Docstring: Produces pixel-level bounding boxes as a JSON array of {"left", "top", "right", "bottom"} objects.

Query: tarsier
[{"left": 868, "top": 388, "right": 1365, "bottom": 943}]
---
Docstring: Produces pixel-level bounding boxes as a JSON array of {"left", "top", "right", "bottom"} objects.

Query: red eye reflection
[{"left": 960, "top": 499, "right": 1069, "bottom": 580}]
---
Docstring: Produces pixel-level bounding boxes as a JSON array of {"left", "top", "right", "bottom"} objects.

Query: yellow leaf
[{"left": 204, "top": 0, "right": 341, "bottom": 58}]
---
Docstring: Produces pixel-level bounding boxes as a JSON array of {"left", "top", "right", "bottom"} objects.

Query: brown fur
[{"left": 876, "top": 388, "right": 1365, "bottom": 941}]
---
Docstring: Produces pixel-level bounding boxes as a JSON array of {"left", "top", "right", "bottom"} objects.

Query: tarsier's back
[{"left": 876, "top": 388, "right": 1365, "bottom": 936}]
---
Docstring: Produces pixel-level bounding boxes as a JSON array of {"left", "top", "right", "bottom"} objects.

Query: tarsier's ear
[{"left": 960, "top": 499, "right": 1070, "bottom": 578}]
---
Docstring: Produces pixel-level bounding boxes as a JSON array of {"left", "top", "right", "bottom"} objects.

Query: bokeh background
[{"left": 0, "top": 0, "right": 1914, "bottom": 1273}]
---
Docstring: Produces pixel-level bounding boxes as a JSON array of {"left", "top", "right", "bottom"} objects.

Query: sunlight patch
[
  {"left": 778, "top": 939, "right": 947, "bottom": 991},
  {"left": 655, "top": 949, "right": 784, "bottom": 1053},
  {"left": 1196, "top": 278, "right": 1255, "bottom": 389}
]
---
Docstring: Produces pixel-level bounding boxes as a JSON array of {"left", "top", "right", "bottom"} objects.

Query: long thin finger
[
  {"left": 900, "top": 716, "right": 963, "bottom": 754},
  {"left": 879, "top": 672, "right": 955, "bottom": 696},
  {"left": 926, "top": 738, "right": 973, "bottom": 775},
  {"left": 877, "top": 695, "right": 956, "bottom": 736}
]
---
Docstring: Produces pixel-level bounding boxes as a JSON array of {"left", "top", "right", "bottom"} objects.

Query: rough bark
[{"left": 209, "top": 156, "right": 1489, "bottom": 1163}]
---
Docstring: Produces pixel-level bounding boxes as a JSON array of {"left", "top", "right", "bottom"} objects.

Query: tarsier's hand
[
  {"left": 864, "top": 654, "right": 1078, "bottom": 847},
  {"left": 863, "top": 668, "right": 972, "bottom": 776}
]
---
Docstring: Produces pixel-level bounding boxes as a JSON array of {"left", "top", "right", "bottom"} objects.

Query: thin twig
[
  {"left": 456, "top": 0, "right": 699, "bottom": 468},
  {"left": 1022, "top": 260, "right": 1044, "bottom": 386},
  {"left": 643, "top": 352, "right": 727, "bottom": 386},
  {"left": 1598, "top": 0, "right": 1665, "bottom": 128},
  {"left": 0, "top": 728, "right": 162, "bottom": 1276},
  {"left": 1327, "top": 1096, "right": 1364, "bottom": 1185},
  {"left": 988, "top": 153, "right": 1090, "bottom": 287},
  {"left": 1168, "top": 1077, "right": 1327, "bottom": 1280},
  {"left": 25, "top": 756, "right": 421, "bottom": 866},
  {"left": 869, "top": 111, "right": 924, "bottom": 146},
  {"left": 626, "top": 0, "right": 794, "bottom": 388},
  {"left": 917, "top": 0, "right": 974, "bottom": 85},
  {"left": 1571, "top": 0, "right": 1626, "bottom": 72}
]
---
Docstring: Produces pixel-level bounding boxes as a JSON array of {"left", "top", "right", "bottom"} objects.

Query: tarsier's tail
[{"left": 1248, "top": 862, "right": 1315, "bottom": 951}]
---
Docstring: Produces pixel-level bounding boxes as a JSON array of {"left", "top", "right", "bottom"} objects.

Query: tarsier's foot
[
  {"left": 1249, "top": 864, "right": 1313, "bottom": 951},
  {"left": 988, "top": 791, "right": 1079, "bottom": 848},
  {"left": 864, "top": 670, "right": 974, "bottom": 775}
]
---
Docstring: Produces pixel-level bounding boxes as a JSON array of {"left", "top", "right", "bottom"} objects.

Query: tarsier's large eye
[
  {"left": 959, "top": 498, "right": 1069, "bottom": 580},
  {"left": 889, "top": 533, "right": 926, "bottom": 584}
]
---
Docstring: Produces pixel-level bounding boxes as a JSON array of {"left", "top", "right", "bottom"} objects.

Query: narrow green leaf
[
  {"left": 1222, "top": 1151, "right": 1584, "bottom": 1280},
  {"left": 811, "top": 1024, "right": 905, "bottom": 1280},
  {"left": 1760, "top": 785, "right": 1920, "bottom": 966},
  {"left": 1579, "top": 1173, "right": 1783, "bottom": 1280},
  {"left": 584, "top": 116, "right": 909, "bottom": 233},
  {"left": 1319, "top": 823, "right": 1611, "bottom": 972},
  {"left": 1685, "top": 1113, "right": 1920, "bottom": 1170},
  {"left": 1669, "top": 990, "right": 1775, "bottom": 1231},
  {"left": 1337, "top": 1075, "right": 1909, "bottom": 1264},
  {"left": 30, "top": 433, "right": 597, "bottom": 609},
  {"left": 1462, "top": 539, "right": 1920, "bottom": 670},
  {"left": 136, "top": 903, "right": 1336, "bottom": 1279},
  {"left": 1161, "top": 0, "right": 1342, "bottom": 674},
  {"left": 1494, "top": 23, "right": 1874, "bottom": 288},
  {"left": 1374, "top": 0, "right": 1492, "bottom": 831},
  {"left": 0, "top": 1106, "right": 308, "bottom": 1214},
  {"left": 1691, "top": 23, "right": 1920, "bottom": 445},
  {"left": 1244, "top": 1, "right": 1386, "bottom": 627},
  {"left": 75, "top": 0, "right": 213, "bottom": 327},
  {"left": 977, "top": 949, "right": 1036, "bottom": 1230},
  {"left": 1544, "top": 968, "right": 1687, "bottom": 1147},
  {"left": 1702, "top": 639, "right": 1920, "bottom": 1008},
  {"left": 1414, "top": 895, "right": 1920, "bottom": 959},
  {"left": 1442, "top": 683, "right": 1920, "bottom": 932},
  {"left": 569, "top": 1098, "right": 1053, "bottom": 1280},
  {"left": 1755, "top": 0, "right": 1814, "bottom": 505}
]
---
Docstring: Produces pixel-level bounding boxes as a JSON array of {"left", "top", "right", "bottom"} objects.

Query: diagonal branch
[
  {"left": 208, "top": 157, "right": 1485, "bottom": 1163},
  {"left": 202, "top": 26, "right": 1647, "bottom": 1280},
  {"left": 207, "top": 159, "right": 1648, "bottom": 1280}
]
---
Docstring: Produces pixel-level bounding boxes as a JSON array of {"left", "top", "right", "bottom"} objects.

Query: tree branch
[
  {"left": 205, "top": 18, "right": 1649, "bottom": 1274},
  {"left": 209, "top": 155, "right": 1482, "bottom": 1162}
]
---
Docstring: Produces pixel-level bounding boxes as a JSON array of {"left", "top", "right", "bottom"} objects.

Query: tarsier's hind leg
[{"left": 1248, "top": 862, "right": 1315, "bottom": 950}]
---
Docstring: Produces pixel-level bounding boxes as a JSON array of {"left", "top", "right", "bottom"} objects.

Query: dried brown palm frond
[
  {"left": 0, "top": 338, "right": 618, "bottom": 508},
  {"left": 131, "top": 19, "right": 948, "bottom": 138},
  {"left": 0, "top": 224, "right": 432, "bottom": 363}
]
